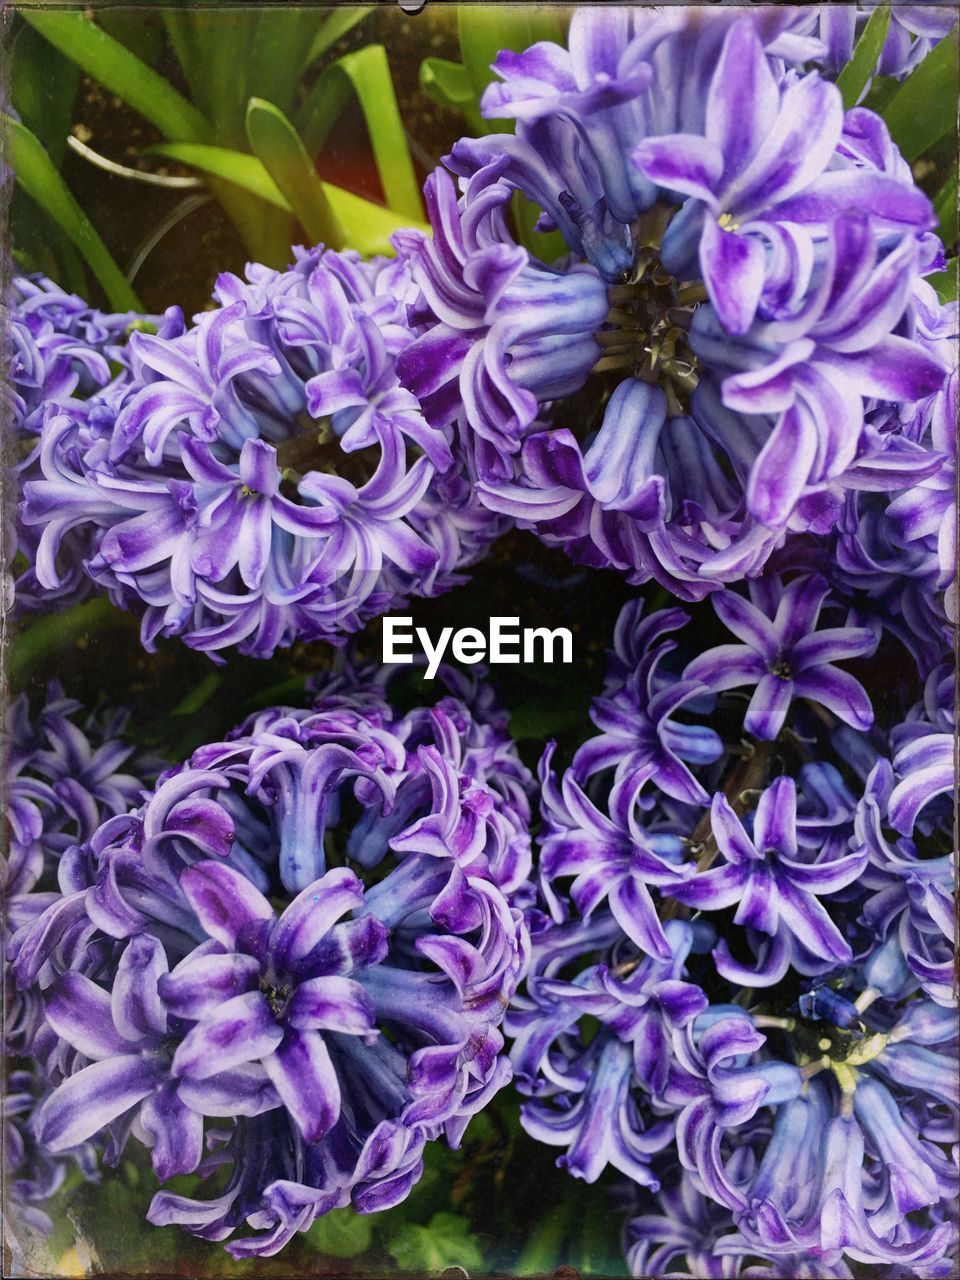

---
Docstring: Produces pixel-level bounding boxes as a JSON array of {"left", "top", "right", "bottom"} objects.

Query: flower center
[
  {"left": 259, "top": 975, "right": 291, "bottom": 1019},
  {"left": 592, "top": 207, "right": 705, "bottom": 408},
  {"left": 717, "top": 212, "right": 740, "bottom": 233},
  {"left": 273, "top": 415, "right": 379, "bottom": 494},
  {"left": 770, "top": 659, "right": 792, "bottom": 680}
]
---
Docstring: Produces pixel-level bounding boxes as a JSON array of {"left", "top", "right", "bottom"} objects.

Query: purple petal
[
  {"left": 175, "top": 1063, "right": 282, "bottom": 1117},
  {"left": 752, "top": 777, "right": 797, "bottom": 857},
  {"left": 707, "top": 21, "right": 780, "bottom": 184},
  {"left": 631, "top": 135, "right": 723, "bottom": 205},
  {"left": 712, "top": 591, "right": 780, "bottom": 661},
  {"left": 744, "top": 674, "right": 794, "bottom": 740},
  {"left": 159, "top": 949, "right": 262, "bottom": 1019},
  {"left": 270, "top": 867, "right": 365, "bottom": 970},
  {"left": 775, "top": 877, "right": 852, "bottom": 961},
  {"left": 36, "top": 1055, "right": 165, "bottom": 1150},
  {"left": 727, "top": 73, "right": 842, "bottom": 219},
  {"left": 171, "top": 992, "right": 283, "bottom": 1079},
  {"left": 112, "top": 934, "right": 169, "bottom": 1042},
  {"left": 263, "top": 1029, "right": 341, "bottom": 1143},
  {"left": 180, "top": 860, "right": 275, "bottom": 951},
  {"left": 746, "top": 402, "right": 819, "bottom": 528},
  {"left": 792, "top": 665, "right": 873, "bottom": 731},
  {"left": 683, "top": 645, "right": 767, "bottom": 692},
  {"left": 140, "top": 1082, "right": 204, "bottom": 1180},
  {"left": 700, "top": 218, "right": 766, "bottom": 336},
  {"left": 44, "top": 973, "right": 131, "bottom": 1060},
  {"left": 286, "top": 976, "right": 376, "bottom": 1036}
]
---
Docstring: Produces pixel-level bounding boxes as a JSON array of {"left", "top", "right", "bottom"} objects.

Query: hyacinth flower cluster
[
  {"left": 509, "top": 584, "right": 957, "bottom": 1276},
  {"left": 384, "top": 5, "right": 957, "bottom": 640},
  {"left": 13, "top": 251, "right": 513, "bottom": 657},
  {"left": 6, "top": 667, "right": 533, "bottom": 1256},
  {"left": 2, "top": 686, "right": 162, "bottom": 1232}
]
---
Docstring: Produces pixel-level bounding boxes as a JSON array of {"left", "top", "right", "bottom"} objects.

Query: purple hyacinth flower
[
  {"left": 538, "top": 744, "right": 693, "bottom": 961},
  {"left": 667, "top": 778, "right": 866, "bottom": 985},
  {"left": 664, "top": 1014, "right": 802, "bottom": 1212},
  {"left": 683, "top": 575, "right": 877, "bottom": 740},
  {"left": 572, "top": 600, "right": 723, "bottom": 810},
  {"left": 395, "top": 162, "right": 609, "bottom": 463},
  {"left": 21, "top": 250, "right": 504, "bottom": 658},
  {"left": 632, "top": 21, "right": 933, "bottom": 335}
]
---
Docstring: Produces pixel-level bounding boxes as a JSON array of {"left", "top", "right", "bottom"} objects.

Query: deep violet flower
[
  {"left": 20, "top": 249, "right": 504, "bottom": 657},
  {"left": 683, "top": 574, "right": 877, "bottom": 740},
  {"left": 666, "top": 778, "right": 867, "bottom": 986},
  {"left": 15, "top": 667, "right": 532, "bottom": 1254},
  {"left": 419, "top": 9, "right": 948, "bottom": 596}
]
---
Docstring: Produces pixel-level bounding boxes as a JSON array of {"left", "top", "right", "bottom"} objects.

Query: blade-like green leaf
[
  {"left": 836, "top": 5, "right": 890, "bottom": 110},
  {"left": 297, "top": 45, "right": 423, "bottom": 221},
  {"left": 420, "top": 56, "right": 485, "bottom": 134},
  {"left": 246, "top": 97, "right": 344, "bottom": 247},
  {"left": 21, "top": 9, "right": 211, "bottom": 142},
  {"left": 169, "top": 8, "right": 259, "bottom": 147},
  {"left": 146, "top": 141, "right": 427, "bottom": 256},
  {"left": 146, "top": 143, "right": 290, "bottom": 210},
  {"left": 934, "top": 170, "right": 957, "bottom": 247},
  {"left": 303, "top": 6, "right": 373, "bottom": 70},
  {"left": 883, "top": 31, "right": 959, "bottom": 161},
  {"left": 9, "top": 597, "right": 137, "bottom": 685},
  {"left": 5, "top": 115, "right": 141, "bottom": 311},
  {"left": 11, "top": 22, "right": 79, "bottom": 166}
]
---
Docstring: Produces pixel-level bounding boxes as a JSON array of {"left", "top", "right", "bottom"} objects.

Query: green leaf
[
  {"left": 171, "top": 9, "right": 260, "bottom": 148},
  {"left": 304, "top": 1207, "right": 372, "bottom": 1259},
  {"left": 297, "top": 45, "right": 424, "bottom": 221},
  {"left": 5, "top": 116, "right": 141, "bottom": 311},
  {"left": 145, "top": 142, "right": 290, "bottom": 209},
  {"left": 420, "top": 56, "right": 475, "bottom": 111},
  {"left": 883, "top": 31, "right": 959, "bottom": 161},
  {"left": 934, "top": 171, "right": 957, "bottom": 247},
  {"left": 147, "top": 142, "right": 425, "bottom": 256},
  {"left": 21, "top": 9, "right": 211, "bottom": 142},
  {"left": 514, "top": 1202, "right": 571, "bottom": 1276},
  {"left": 303, "top": 5, "right": 374, "bottom": 70},
  {"left": 245, "top": 97, "right": 344, "bottom": 247},
  {"left": 836, "top": 5, "right": 890, "bottom": 109},
  {"left": 11, "top": 22, "right": 79, "bottom": 166},
  {"left": 928, "top": 258, "right": 958, "bottom": 303},
  {"left": 420, "top": 56, "right": 485, "bottom": 134},
  {"left": 388, "top": 1212, "right": 484, "bottom": 1274}
]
